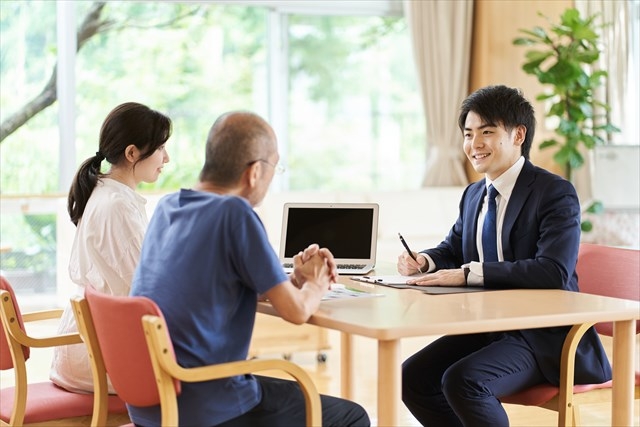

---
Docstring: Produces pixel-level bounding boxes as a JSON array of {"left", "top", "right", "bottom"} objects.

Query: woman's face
[{"left": 134, "top": 144, "right": 170, "bottom": 184}]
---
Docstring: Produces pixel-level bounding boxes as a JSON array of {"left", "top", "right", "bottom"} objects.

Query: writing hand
[{"left": 397, "top": 251, "right": 426, "bottom": 275}]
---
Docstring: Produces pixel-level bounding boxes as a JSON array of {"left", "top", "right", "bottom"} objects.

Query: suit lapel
[
  {"left": 502, "top": 161, "right": 536, "bottom": 260},
  {"left": 465, "top": 180, "right": 486, "bottom": 262}
]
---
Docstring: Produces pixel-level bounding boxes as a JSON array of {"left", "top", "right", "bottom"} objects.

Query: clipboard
[{"left": 350, "top": 275, "right": 486, "bottom": 294}]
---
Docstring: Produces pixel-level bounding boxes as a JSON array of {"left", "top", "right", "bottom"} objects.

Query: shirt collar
[
  {"left": 485, "top": 156, "right": 525, "bottom": 201},
  {"left": 102, "top": 177, "right": 147, "bottom": 206}
]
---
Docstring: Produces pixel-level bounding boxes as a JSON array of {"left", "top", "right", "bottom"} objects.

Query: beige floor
[
  {"left": 2, "top": 319, "right": 638, "bottom": 427},
  {"left": 264, "top": 330, "right": 639, "bottom": 427}
]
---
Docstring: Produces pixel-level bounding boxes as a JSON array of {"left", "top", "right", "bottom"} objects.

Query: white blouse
[{"left": 50, "top": 178, "right": 148, "bottom": 393}]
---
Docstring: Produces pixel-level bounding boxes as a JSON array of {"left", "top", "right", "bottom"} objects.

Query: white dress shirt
[{"left": 467, "top": 156, "right": 525, "bottom": 284}]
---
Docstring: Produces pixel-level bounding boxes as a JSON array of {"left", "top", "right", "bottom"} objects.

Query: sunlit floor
[
  {"left": 259, "top": 331, "right": 639, "bottom": 427},
  {"left": 2, "top": 319, "right": 638, "bottom": 427}
]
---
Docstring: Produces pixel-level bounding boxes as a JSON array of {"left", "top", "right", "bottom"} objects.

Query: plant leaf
[
  {"left": 519, "top": 27, "right": 549, "bottom": 41},
  {"left": 586, "top": 200, "right": 604, "bottom": 214},
  {"left": 581, "top": 134, "right": 597, "bottom": 149},
  {"left": 525, "top": 50, "right": 553, "bottom": 62},
  {"left": 568, "top": 148, "right": 584, "bottom": 169},
  {"left": 581, "top": 220, "right": 593, "bottom": 232},
  {"left": 575, "top": 49, "right": 600, "bottom": 63},
  {"left": 535, "top": 93, "right": 556, "bottom": 101},
  {"left": 539, "top": 139, "right": 558, "bottom": 149},
  {"left": 513, "top": 37, "right": 536, "bottom": 46}
]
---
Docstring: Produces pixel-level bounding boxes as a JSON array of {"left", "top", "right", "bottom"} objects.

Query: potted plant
[{"left": 513, "top": 7, "right": 619, "bottom": 231}]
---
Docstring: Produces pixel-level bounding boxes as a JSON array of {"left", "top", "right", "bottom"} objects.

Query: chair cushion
[
  {"left": 0, "top": 382, "right": 127, "bottom": 424},
  {"left": 572, "top": 379, "right": 613, "bottom": 393},
  {"left": 501, "top": 383, "right": 560, "bottom": 406},
  {"left": 501, "top": 375, "right": 640, "bottom": 407}
]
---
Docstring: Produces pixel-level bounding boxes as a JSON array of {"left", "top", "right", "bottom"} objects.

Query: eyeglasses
[{"left": 246, "top": 159, "right": 286, "bottom": 175}]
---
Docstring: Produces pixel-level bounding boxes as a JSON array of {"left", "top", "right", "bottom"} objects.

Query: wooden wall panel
[{"left": 465, "top": 0, "right": 573, "bottom": 182}]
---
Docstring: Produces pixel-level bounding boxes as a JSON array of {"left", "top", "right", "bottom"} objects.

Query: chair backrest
[
  {"left": 0, "top": 276, "right": 30, "bottom": 369},
  {"left": 576, "top": 243, "right": 640, "bottom": 336},
  {"left": 83, "top": 285, "right": 180, "bottom": 407}
]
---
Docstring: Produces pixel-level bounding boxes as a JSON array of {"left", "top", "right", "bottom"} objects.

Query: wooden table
[{"left": 257, "top": 276, "right": 639, "bottom": 426}]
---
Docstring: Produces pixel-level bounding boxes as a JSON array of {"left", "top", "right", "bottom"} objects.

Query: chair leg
[{"left": 571, "top": 404, "right": 580, "bottom": 427}]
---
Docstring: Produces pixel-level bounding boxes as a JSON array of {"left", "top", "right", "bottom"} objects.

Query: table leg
[
  {"left": 341, "top": 332, "right": 354, "bottom": 399},
  {"left": 611, "top": 319, "right": 635, "bottom": 427},
  {"left": 377, "top": 339, "right": 400, "bottom": 426}
]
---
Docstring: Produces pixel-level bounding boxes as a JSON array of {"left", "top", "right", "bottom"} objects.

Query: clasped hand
[{"left": 291, "top": 243, "right": 338, "bottom": 289}]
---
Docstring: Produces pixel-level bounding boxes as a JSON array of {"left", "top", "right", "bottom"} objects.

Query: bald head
[{"left": 199, "top": 111, "right": 276, "bottom": 186}]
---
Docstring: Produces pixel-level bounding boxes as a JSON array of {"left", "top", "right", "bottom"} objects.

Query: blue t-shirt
[{"left": 129, "top": 190, "right": 288, "bottom": 426}]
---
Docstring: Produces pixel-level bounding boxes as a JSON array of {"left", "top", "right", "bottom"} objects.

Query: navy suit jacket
[{"left": 424, "top": 160, "right": 612, "bottom": 385}]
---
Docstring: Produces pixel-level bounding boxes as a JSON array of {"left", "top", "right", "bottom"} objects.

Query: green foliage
[
  {"left": 585, "top": 200, "right": 604, "bottom": 214},
  {"left": 580, "top": 200, "right": 605, "bottom": 232},
  {"left": 23, "top": 214, "right": 56, "bottom": 250},
  {"left": 580, "top": 220, "right": 593, "bottom": 232},
  {"left": 0, "top": 213, "right": 56, "bottom": 273},
  {"left": 1, "top": 1, "right": 424, "bottom": 195},
  {"left": 513, "top": 8, "right": 619, "bottom": 181}
]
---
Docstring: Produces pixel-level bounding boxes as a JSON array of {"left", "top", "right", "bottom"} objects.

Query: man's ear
[
  {"left": 514, "top": 125, "right": 526, "bottom": 146},
  {"left": 246, "top": 160, "right": 261, "bottom": 188}
]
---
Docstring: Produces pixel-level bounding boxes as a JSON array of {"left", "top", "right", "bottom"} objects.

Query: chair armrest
[
  {"left": 557, "top": 322, "right": 597, "bottom": 426},
  {"left": 142, "top": 314, "right": 322, "bottom": 427},
  {"left": 15, "top": 331, "right": 83, "bottom": 348},
  {"left": 0, "top": 291, "right": 82, "bottom": 348},
  {"left": 22, "top": 308, "right": 64, "bottom": 322}
]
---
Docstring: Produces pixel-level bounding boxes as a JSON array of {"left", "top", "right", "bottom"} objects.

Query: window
[
  {"left": 0, "top": 0, "right": 59, "bottom": 194},
  {"left": 286, "top": 14, "right": 424, "bottom": 191},
  {"left": 1, "top": 0, "right": 424, "bottom": 194},
  {"left": 0, "top": 1, "right": 423, "bottom": 299}
]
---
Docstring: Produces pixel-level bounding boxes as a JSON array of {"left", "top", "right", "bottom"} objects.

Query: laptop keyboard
[{"left": 337, "top": 264, "right": 366, "bottom": 270}]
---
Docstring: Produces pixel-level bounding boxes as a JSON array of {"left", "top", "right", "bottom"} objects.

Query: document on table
[
  {"left": 322, "top": 283, "right": 384, "bottom": 300},
  {"left": 350, "top": 275, "right": 487, "bottom": 294}
]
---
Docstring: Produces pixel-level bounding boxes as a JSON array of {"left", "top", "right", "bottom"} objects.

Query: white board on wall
[{"left": 591, "top": 145, "right": 640, "bottom": 210}]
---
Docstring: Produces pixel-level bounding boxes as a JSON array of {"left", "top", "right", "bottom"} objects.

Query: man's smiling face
[{"left": 463, "top": 111, "right": 526, "bottom": 180}]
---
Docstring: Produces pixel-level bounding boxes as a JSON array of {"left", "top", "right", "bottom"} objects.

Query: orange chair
[
  {"left": 501, "top": 243, "right": 640, "bottom": 426},
  {"left": 73, "top": 285, "right": 322, "bottom": 426},
  {"left": 0, "top": 276, "right": 128, "bottom": 426}
]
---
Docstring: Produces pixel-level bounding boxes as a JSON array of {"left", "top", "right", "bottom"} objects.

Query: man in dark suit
[{"left": 398, "top": 85, "right": 612, "bottom": 426}]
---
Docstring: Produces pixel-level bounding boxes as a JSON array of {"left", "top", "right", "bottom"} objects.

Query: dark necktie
[{"left": 482, "top": 185, "right": 499, "bottom": 262}]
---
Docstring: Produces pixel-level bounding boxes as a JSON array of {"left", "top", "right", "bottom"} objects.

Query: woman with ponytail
[{"left": 50, "top": 102, "right": 172, "bottom": 393}]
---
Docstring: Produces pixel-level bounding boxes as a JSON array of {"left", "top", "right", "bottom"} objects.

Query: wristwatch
[{"left": 462, "top": 264, "right": 470, "bottom": 285}]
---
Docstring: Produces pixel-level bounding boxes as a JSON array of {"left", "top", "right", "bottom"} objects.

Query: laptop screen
[{"left": 280, "top": 203, "right": 379, "bottom": 265}]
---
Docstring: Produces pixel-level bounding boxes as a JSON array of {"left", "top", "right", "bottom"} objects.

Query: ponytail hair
[
  {"left": 67, "top": 102, "right": 172, "bottom": 226},
  {"left": 68, "top": 153, "right": 105, "bottom": 225}
]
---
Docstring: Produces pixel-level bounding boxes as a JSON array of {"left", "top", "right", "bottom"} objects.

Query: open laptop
[{"left": 279, "top": 202, "right": 379, "bottom": 275}]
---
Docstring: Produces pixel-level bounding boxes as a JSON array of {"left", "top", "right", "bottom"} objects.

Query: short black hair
[{"left": 458, "top": 85, "right": 536, "bottom": 159}]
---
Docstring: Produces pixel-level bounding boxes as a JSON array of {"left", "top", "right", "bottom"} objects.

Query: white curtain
[
  {"left": 573, "top": 0, "right": 636, "bottom": 201},
  {"left": 576, "top": 0, "right": 636, "bottom": 145},
  {"left": 403, "top": 0, "right": 473, "bottom": 187}
]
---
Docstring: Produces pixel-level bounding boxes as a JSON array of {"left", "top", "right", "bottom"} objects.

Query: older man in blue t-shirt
[{"left": 130, "top": 111, "right": 369, "bottom": 427}]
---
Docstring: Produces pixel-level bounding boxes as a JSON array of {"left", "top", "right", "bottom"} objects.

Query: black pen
[{"left": 398, "top": 233, "right": 423, "bottom": 273}]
